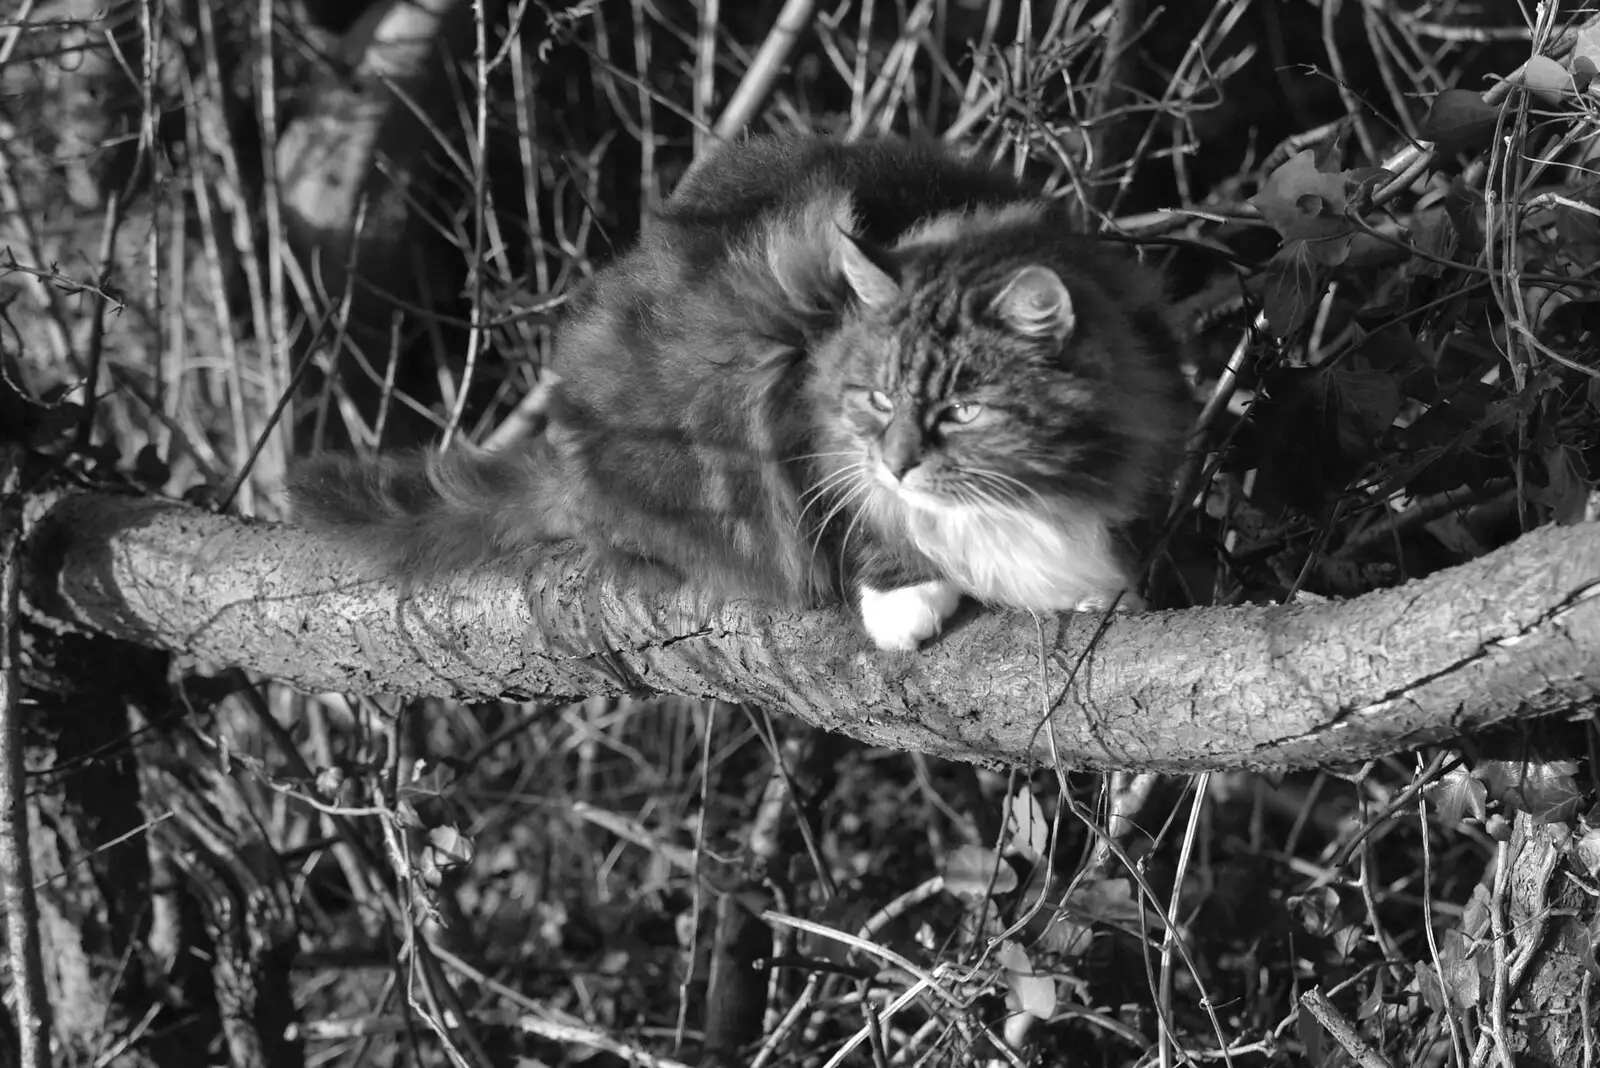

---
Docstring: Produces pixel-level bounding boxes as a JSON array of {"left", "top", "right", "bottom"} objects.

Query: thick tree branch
[{"left": 23, "top": 492, "right": 1600, "bottom": 771}]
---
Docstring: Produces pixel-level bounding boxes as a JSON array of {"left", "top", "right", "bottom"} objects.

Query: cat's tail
[{"left": 288, "top": 437, "right": 574, "bottom": 581}]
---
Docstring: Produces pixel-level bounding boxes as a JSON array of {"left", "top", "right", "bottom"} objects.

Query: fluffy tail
[{"left": 288, "top": 438, "right": 572, "bottom": 580}]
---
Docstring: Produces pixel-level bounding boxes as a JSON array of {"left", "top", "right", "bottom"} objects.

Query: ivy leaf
[
  {"left": 997, "top": 941, "right": 1057, "bottom": 1020},
  {"left": 1286, "top": 885, "right": 1345, "bottom": 938},
  {"left": 1253, "top": 363, "right": 1401, "bottom": 511},
  {"left": 1512, "top": 55, "right": 1572, "bottom": 105},
  {"left": 1572, "top": 23, "right": 1600, "bottom": 78},
  {"left": 943, "top": 844, "right": 1017, "bottom": 899},
  {"left": 1420, "top": 89, "right": 1499, "bottom": 155},
  {"left": 426, "top": 825, "right": 476, "bottom": 869},
  {"left": 1414, "top": 962, "right": 1448, "bottom": 1015},
  {"left": 1409, "top": 208, "right": 1459, "bottom": 276},
  {"left": 1036, "top": 877, "right": 1148, "bottom": 958},
  {"left": 1328, "top": 365, "right": 1403, "bottom": 457},
  {"left": 1066, "top": 876, "right": 1147, "bottom": 930},
  {"left": 1439, "top": 929, "right": 1482, "bottom": 1011},
  {"left": 1573, "top": 826, "right": 1600, "bottom": 879},
  {"left": 1352, "top": 323, "right": 1429, "bottom": 374},
  {"left": 1004, "top": 788, "right": 1049, "bottom": 863},
  {"left": 1461, "top": 883, "right": 1492, "bottom": 939},
  {"left": 1428, "top": 765, "right": 1488, "bottom": 824},
  {"left": 1388, "top": 379, "right": 1499, "bottom": 498},
  {"left": 1584, "top": 915, "right": 1600, "bottom": 981},
  {"left": 1252, "top": 243, "right": 1323, "bottom": 338},
  {"left": 1574, "top": 54, "right": 1598, "bottom": 95},
  {"left": 1442, "top": 177, "right": 1487, "bottom": 254},
  {"left": 1531, "top": 444, "right": 1591, "bottom": 525},
  {"left": 1249, "top": 149, "right": 1359, "bottom": 262},
  {"left": 1477, "top": 759, "right": 1584, "bottom": 825}
]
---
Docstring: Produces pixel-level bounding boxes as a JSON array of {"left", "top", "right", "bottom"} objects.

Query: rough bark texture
[{"left": 23, "top": 491, "right": 1600, "bottom": 771}]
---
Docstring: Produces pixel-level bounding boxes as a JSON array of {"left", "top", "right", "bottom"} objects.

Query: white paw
[
  {"left": 860, "top": 581, "right": 964, "bottom": 651},
  {"left": 1073, "top": 588, "right": 1145, "bottom": 613}
]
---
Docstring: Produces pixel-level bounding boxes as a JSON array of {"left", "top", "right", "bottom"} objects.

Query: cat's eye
[
  {"left": 945, "top": 401, "right": 984, "bottom": 424},
  {"left": 867, "top": 390, "right": 894, "bottom": 413}
]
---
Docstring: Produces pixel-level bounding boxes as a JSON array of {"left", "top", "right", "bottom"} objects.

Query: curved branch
[{"left": 23, "top": 492, "right": 1600, "bottom": 771}]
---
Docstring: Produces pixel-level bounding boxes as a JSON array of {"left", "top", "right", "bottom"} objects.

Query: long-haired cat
[{"left": 291, "top": 135, "right": 1192, "bottom": 650}]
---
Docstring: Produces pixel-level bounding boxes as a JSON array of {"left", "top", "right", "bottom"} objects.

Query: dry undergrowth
[{"left": 3, "top": 1, "right": 1599, "bottom": 1066}]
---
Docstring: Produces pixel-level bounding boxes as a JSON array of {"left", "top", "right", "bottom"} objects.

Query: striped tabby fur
[{"left": 290, "top": 135, "right": 1190, "bottom": 649}]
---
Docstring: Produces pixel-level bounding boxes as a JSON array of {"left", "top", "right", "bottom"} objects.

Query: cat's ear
[
  {"left": 992, "top": 266, "right": 1075, "bottom": 342},
  {"left": 836, "top": 232, "right": 901, "bottom": 308}
]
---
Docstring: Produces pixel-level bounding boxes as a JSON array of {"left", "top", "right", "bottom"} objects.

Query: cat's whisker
[
  {"left": 954, "top": 475, "right": 1013, "bottom": 508},
  {"left": 811, "top": 479, "right": 869, "bottom": 546},
  {"left": 969, "top": 468, "right": 1047, "bottom": 510},
  {"left": 955, "top": 488, "right": 992, "bottom": 512},
  {"left": 970, "top": 483, "right": 1027, "bottom": 513},
  {"left": 969, "top": 466, "right": 1033, "bottom": 494},
  {"left": 807, "top": 481, "right": 872, "bottom": 581},
  {"left": 801, "top": 459, "right": 867, "bottom": 494},
  {"left": 953, "top": 482, "right": 1022, "bottom": 520},
  {"left": 797, "top": 463, "right": 869, "bottom": 528},
  {"left": 835, "top": 493, "right": 872, "bottom": 569},
  {"left": 802, "top": 461, "right": 865, "bottom": 515},
  {"left": 798, "top": 460, "right": 867, "bottom": 502},
  {"left": 823, "top": 502, "right": 870, "bottom": 594},
  {"left": 798, "top": 479, "right": 852, "bottom": 520}
]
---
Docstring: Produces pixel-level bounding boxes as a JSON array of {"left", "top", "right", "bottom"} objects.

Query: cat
[{"left": 290, "top": 135, "right": 1192, "bottom": 651}]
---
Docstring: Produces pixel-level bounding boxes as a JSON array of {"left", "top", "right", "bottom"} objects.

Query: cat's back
[{"left": 554, "top": 136, "right": 1042, "bottom": 389}]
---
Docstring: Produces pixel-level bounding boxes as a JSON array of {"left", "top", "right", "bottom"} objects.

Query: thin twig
[
  {"left": 1299, "top": 988, "right": 1394, "bottom": 1068},
  {"left": 0, "top": 445, "right": 51, "bottom": 1068},
  {"left": 257, "top": 0, "right": 291, "bottom": 471},
  {"left": 1417, "top": 782, "right": 1471, "bottom": 1068},
  {"left": 1156, "top": 772, "right": 1209, "bottom": 1068},
  {"left": 73, "top": 188, "right": 124, "bottom": 449},
  {"left": 1375, "top": 7, "right": 1600, "bottom": 204},
  {"left": 712, "top": 0, "right": 816, "bottom": 142},
  {"left": 441, "top": 0, "right": 492, "bottom": 449}
]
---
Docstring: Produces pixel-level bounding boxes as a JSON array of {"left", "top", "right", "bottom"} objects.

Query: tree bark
[{"left": 23, "top": 491, "right": 1600, "bottom": 772}]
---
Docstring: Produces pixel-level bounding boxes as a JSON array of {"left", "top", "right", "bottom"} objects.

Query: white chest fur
[{"left": 902, "top": 499, "right": 1132, "bottom": 612}]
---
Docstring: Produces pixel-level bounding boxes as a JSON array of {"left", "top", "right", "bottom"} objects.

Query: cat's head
[{"left": 810, "top": 204, "right": 1184, "bottom": 525}]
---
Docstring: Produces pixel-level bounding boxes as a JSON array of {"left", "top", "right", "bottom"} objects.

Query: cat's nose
[
  {"left": 880, "top": 425, "right": 922, "bottom": 480},
  {"left": 883, "top": 453, "right": 919, "bottom": 480}
]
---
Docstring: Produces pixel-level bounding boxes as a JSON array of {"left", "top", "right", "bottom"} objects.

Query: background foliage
[{"left": 3, "top": 0, "right": 1600, "bottom": 1065}]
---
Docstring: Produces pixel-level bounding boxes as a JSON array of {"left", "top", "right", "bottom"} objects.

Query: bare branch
[
  {"left": 712, "top": 0, "right": 817, "bottom": 142},
  {"left": 22, "top": 493, "right": 1600, "bottom": 772}
]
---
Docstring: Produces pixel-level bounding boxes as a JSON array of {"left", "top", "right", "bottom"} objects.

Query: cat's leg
[{"left": 858, "top": 580, "right": 965, "bottom": 651}]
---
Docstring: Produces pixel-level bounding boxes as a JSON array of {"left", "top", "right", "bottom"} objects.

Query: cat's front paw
[
  {"left": 860, "top": 581, "right": 964, "bottom": 651},
  {"left": 1073, "top": 588, "right": 1145, "bottom": 613}
]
